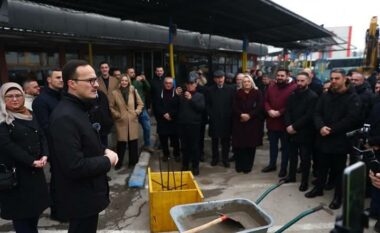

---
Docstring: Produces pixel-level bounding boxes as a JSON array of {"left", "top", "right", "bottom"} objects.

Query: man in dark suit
[
  {"left": 206, "top": 70, "right": 235, "bottom": 167},
  {"left": 49, "top": 60, "right": 118, "bottom": 233}
]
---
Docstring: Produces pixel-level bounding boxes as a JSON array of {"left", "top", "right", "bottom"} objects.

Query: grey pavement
[{"left": 0, "top": 129, "right": 378, "bottom": 233}]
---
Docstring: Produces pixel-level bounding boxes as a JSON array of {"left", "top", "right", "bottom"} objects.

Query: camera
[{"left": 346, "top": 124, "right": 371, "bottom": 138}]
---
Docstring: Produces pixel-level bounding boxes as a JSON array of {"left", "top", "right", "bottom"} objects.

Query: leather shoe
[
  {"left": 261, "top": 165, "right": 276, "bottom": 173},
  {"left": 223, "top": 162, "right": 230, "bottom": 168},
  {"left": 280, "top": 177, "right": 296, "bottom": 183},
  {"left": 299, "top": 182, "right": 308, "bottom": 192},
  {"left": 329, "top": 196, "right": 341, "bottom": 209},
  {"left": 278, "top": 169, "right": 287, "bottom": 178},
  {"left": 305, "top": 187, "right": 323, "bottom": 198}
]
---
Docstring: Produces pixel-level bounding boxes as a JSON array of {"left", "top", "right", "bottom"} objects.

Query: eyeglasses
[
  {"left": 72, "top": 77, "right": 98, "bottom": 86},
  {"left": 4, "top": 94, "right": 23, "bottom": 100}
]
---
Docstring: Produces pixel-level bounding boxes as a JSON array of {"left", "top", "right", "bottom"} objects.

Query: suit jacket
[{"left": 97, "top": 76, "right": 119, "bottom": 96}]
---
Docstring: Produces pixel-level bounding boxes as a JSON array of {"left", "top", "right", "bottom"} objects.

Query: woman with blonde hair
[
  {"left": 109, "top": 75, "right": 144, "bottom": 169},
  {"left": 231, "top": 75, "right": 264, "bottom": 173},
  {"left": 0, "top": 82, "right": 49, "bottom": 233}
]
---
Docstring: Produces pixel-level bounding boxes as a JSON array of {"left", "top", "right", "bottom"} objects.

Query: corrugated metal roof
[{"left": 24, "top": 0, "right": 336, "bottom": 49}]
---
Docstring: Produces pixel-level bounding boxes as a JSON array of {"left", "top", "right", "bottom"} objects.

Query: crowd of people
[{"left": 1, "top": 58, "right": 380, "bottom": 232}]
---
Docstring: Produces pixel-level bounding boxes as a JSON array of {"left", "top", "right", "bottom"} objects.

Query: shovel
[{"left": 182, "top": 212, "right": 245, "bottom": 233}]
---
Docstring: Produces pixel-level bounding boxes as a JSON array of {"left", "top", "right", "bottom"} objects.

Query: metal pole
[
  {"left": 242, "top": 35, "right": 248, "bottom": 72},
  {"left": 168, "top": 18, "right": 176, "bottom": 79}
]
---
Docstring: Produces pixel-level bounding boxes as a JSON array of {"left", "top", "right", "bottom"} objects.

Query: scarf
[{"left": 120, "top": 86, "right": 130, "bottom": 104}]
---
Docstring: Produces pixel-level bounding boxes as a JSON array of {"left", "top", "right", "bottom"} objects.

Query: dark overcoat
[
  {"left": 314, "top": 88, "right": 362, "bottom": 154},
  {"left": 49, "top": 93, "right": 111, "bottom": 219},
  {"left": 0, "top": 118, "right": 49, "bottom": 220},
  {"left": 206, "top": 84, "right": 235, "bottom": 137},
  {"left": 153, "top": 89, "right": 179, "bottom": 135},
  {"left": 232, "top": 89, "right": 264, "bottom": 148}
]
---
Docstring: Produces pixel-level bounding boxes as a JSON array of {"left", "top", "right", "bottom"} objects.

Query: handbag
[{"left": 0, "top": 164, "right": 17, "bottom": 191}]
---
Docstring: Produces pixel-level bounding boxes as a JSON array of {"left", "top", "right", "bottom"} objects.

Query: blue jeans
[
  {"left": 138, "top": 108, "right": 151, "bottom": 147},
  {"left": 268, "top": 130, "right": 289, "bottom": 171}
]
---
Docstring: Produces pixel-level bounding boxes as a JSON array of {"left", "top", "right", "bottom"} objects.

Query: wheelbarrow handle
[{"left": 182, "top": 215, "right": 227, "bottom": 233}]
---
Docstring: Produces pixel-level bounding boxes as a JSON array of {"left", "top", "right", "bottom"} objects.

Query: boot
[
  {"left": 329, "top": 193, "right": 342, "bottom": 210},
  {"left": 299, "top": 181, "right": 308, "bottom": 192},
  {"left": 305, "top": 186, "right": 323, "bottom": 198}
]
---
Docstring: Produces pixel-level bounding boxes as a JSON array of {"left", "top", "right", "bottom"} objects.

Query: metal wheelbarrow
[{"left": 170, "top": 181, "right": 330, "bottom": 233}]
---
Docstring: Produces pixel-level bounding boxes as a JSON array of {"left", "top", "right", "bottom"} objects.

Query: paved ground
[{"left": 0, "top": 128, "right": 378, "bottom": 232}]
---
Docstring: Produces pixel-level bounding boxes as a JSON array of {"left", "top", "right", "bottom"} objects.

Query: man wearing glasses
[{"left": 49, "top": 60, "right": 118, "bottom": 233}]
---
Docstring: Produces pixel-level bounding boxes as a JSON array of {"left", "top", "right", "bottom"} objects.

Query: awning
[{"left": 25, "top": 0, "right": 336, "bottom": 49}]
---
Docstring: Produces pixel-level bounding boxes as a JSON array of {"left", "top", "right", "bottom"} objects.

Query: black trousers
[
  {"left": 180, "top": 124, "right": 201, "bottom": 170},
  {"left": 288, "top": 141, "right": 312, "bottom": 183},
  {"left": 199, "top": 122, "right": 206, "bottom": 159},
  {"left": 316, "top": 152, "right": 347, "bottom": 198},
  {"left": 12, "top": 217, "right": 39, "bottom": 233},
  {"left": 235, "top": 147, "right": 256, "bottom": 173},
  {"left": 159, "top": 134, "right": 180, "bottom": 158},
  {"left": 116, "top": 139, "right": 138, "bottom": 168},
  {"left": 211, "top": 137, "right": 231, "bottom": 163},
  {"left": 68, "top": 214, "right": 99, "bottom": 233}
]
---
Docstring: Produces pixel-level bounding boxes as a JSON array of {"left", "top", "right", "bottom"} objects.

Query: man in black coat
[
  {"left": 32, "top": 68, "right": 63, "bottom": 221},
  {"left": 368, "top": 102, "right": 380, "bottom": 232},
  {"left": 88, "top": 91, "right": 114, "bottom": 147},
  {"left": 305, "top": 69, "right": 362, "bottom": 210},
  {"left": 177, "top": 71, "right": 205, "bottom": 175},
  {"left": 49, "top": 60, "right": 118, "bottom": 233},
  {"left": 351, "top": 70, "right": 374, "bottom": 121},
  {"left": 206, "top": 70, "right": 235, "bottom": 167},
  {"left": 150, "top": 66, "right": 165, "bottom": 115},
  {"left": 282, "top": 72, "right": 318, "bottom": 192},
  {"left": 153, "top": 77, "right": 180, "bottom": 162},
  {"left": 32, "top": 68, "right": 63, "bottom": 135}
]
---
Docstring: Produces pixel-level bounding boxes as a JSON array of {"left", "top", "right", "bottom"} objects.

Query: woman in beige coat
[{"left": 109, "top": 75, "right": 144, "bottom": 169}]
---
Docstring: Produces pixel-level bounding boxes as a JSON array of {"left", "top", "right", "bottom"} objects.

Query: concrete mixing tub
[{"left": 170, "top": 198, "right": 273, "bottom": 233}]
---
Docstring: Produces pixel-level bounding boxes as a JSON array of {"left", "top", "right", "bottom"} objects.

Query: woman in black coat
[
  {"left": 232, "top": 75, "right": 264, "bottom": 173},
  {"left": 0, "top": 82, "right": 49, "bottom": 233}
]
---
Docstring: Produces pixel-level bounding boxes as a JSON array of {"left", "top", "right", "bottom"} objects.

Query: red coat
[
  {"left": 232, "top": 89, "right": 264, "bottom": 148},
  {"left": 264, "top": 81, "right": 297, "bottom": 131}
]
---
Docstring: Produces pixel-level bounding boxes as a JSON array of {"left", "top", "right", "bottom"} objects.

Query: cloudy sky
[{"left": 272, "top": 0, "right": 380, "bottom": 51}]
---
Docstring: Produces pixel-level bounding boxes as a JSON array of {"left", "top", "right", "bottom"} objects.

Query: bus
[{"left": 314, "top": 57, "right": 363, "bottom": 81}]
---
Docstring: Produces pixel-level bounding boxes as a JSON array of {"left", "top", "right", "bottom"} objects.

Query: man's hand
[
  {"left": 175, "top": 87, "right": 183, "bottom": 96},
  {"left": 320, "top": 126, "right": 331, "bottom": 136},
  {"left": 240, "top": 113, "right": 250, "bottom": 122},
  {"left": 40, "top": 156, "right": 48, "bottom": 166},
  {"left": 286, "top": 125, "right": 297, "bottom": 134},
  {"left": 104, "top": 149, "right": 119, "bottom": 166},
  {"left": 163, "top": 113, "right": 172, "bottom": 121},
  {"left": 369, "top": 170, "right": 380, "bottom": 189},
  {"left": 184, "top": 91, "right": 192, "bottom": 100},
  {"left": 268, "top": 110, "right": 280, "bottom": 118}
]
